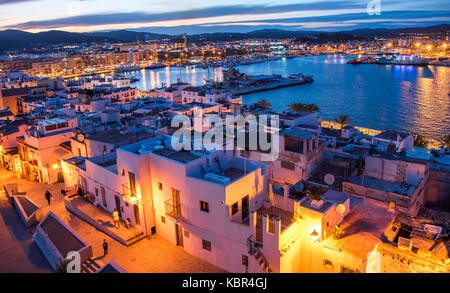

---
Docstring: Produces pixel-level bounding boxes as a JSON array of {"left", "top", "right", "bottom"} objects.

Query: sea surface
[{"left": 124, "top": 55, "right": 450, "bottom": 140}]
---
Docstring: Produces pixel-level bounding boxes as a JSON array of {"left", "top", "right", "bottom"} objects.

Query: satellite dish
[
  {"left": 336, "top": 204, "right": 346, "bottom": 215},
  {"left": 324, "top": 173, "right": 335, "bottom": 186}
]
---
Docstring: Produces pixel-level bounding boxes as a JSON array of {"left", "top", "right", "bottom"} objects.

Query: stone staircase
[
  {"left": 81, "top": 258, "right": 102, "bottom": 273},
  {"left": 247, "top": 237, "right": 272, "bottom": 273},
  {"left": 252, "top": 248, "right": 273, "bottom": 273}
]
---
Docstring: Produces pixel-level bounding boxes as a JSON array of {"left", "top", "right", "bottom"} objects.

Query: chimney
[{"left": 311, "top": 199, "right": 324, "bottom": 210}]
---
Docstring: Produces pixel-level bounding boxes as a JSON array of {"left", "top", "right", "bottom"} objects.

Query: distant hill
[
  {"left": 0, "top": 24, "right": 449, "bottom": 51},
  {"left": 84, "top": 30, "right": 169, "bottom": 42},
  {"left": 0, "top": 29, "right": 114, "bottom": 50}
]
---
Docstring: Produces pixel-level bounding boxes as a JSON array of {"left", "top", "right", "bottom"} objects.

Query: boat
[
  {"left": 144, "top": 62, "right": 166, "bottom": 69},
  {"left": 114, "top": 63, "right": 142, "bottom": 73},
  {"left": 374, "top": 54, "right": 430, "bottom": 66}
]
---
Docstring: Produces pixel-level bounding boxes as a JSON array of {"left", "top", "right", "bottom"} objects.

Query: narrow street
[{"left": 0, "top": 168, "right": 226, "bottom": 273}]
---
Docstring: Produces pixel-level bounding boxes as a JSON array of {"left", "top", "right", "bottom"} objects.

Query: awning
[{"left": 51, "top": 148, "right": 72, "bottom": 161}]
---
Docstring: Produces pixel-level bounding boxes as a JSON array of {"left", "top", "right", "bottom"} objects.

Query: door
[
  {"left": 128, "top": 171, "right": 136, "bottom": 196},
  {"left": 133, "top": 204, "right": 140, "bottom": 226},
  {"left": 172, "top": 188, "right": 181, "bottom": 216},
  {"left": 242, "top": 195, "right": 249, "bottom": 221},
  {"left": 175, "top": 224, "right": 183, "bottom": 247},
  {"left": 114, "top": 195, "right": 121, "bottom": 218},
  {"left": 80, "top": 177, "right": 87, "bottom": 193},
  {"left": 101, "top": 187, "right": 107, "bottom": 207}
]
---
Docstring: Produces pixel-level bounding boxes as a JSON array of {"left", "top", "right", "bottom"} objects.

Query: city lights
[{"left": 0, "top": 0, "right": 448, "bottom": 278}]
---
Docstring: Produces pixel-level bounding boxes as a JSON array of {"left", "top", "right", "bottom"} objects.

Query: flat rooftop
[
  {"left": 153, "top": 149, "right": 201, "bottom": 164},
  {"left": 322, "top": 199, "right": 394, "bottom": 259},
  {"left": 348, "top": 175, "right": 420, "bottom": 197},
  {"left": 257, "top": 206, "right": 294, "bottom": 231}
]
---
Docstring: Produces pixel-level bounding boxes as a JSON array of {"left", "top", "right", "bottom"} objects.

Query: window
[
  {"left": 158, "top": 182, "right": 163, "bottom": 191},
  {"left": 242, "top": 255, "right": 248, "bottom": 266},
  {"left": 161, "top": 216, "right": 165, "bottom": 224},
  {"left": 184, "top": 231, "right": 189, "bottom": 238},
  {"left": 200, "top": 201, "right": 209, "bottom": 212},
  {"left": 202, "top": 239, "right": 211, "bottom": 251},
  {"left": 57, "top": 122, "right": 68, "bottom": 128},
  {"left": 340, "top": 265, "right": 355, "bottom": 273},
  {"left": 121, "top": 169, "right": 125, "bottom": 176},
  {"left": 45, "top": 124, "right": 57, "bottom": 131},
  {"left": 77, "top": 148, "right": 81, "bottom": 157},
  {"left": 231, "top": 202, "right": 239, "bottom": 215},
  {"left": 323, "top": 259, "right": 333, "bottom": 269},
  {"left": 268, "top": 218, "right": 275, "bottom": 233},
  {"left": 281, "top": 160, "right": 295, "bottom": 170}
]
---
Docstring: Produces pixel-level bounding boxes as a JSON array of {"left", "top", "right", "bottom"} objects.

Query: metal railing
[{"left": 165, "top": 199, "right": 182, "bottom": 219}]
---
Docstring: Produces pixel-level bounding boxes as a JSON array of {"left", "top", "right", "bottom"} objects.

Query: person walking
[
  {"left": 113, "top": 208, "right": 120, "bottom": 229},
  {"left": 103, "top": 239, "right": 108, "bottom": 256},
  {"left": 45, "top": 190, "right": 52, "bottom": 206}
]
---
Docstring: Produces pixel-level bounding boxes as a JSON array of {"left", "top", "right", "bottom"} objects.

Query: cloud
[
  {"left": 5, "top": 1, "right": 368, "bottom": 30},
  {"left": 0, "top": 0, "right": 38, "bottom": 4}
]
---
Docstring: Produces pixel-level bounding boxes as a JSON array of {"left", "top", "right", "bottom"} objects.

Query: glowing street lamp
[
  {"left": 310, "top": 230, "right": 319, "bottom": 242},
  {"left": 52, "top": 164, "right": 59, "bottom": 169}
]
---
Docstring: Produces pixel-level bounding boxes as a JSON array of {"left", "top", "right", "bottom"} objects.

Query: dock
[{"left": 231, "top": 76, "right": 313, "bottom": 96}]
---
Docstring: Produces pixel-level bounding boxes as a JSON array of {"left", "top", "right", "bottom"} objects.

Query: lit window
[{"left": 200, "top": 201, "right": 209, "bottom": 212}]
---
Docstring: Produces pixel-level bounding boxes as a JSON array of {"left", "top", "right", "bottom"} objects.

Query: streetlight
[{"left": 310, "top": 229, "right": 319, "bottom": 242}]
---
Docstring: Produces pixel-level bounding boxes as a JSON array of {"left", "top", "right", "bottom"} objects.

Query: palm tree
[
  {"left": 414, "top": 134, "right": 429, "bottom": 148},
  {"left": 440, "top": 134, "right": 450, "bottom": 149},
  {"left": 254, "top": 99, "right": 272, "bottom": 110},
  {"left": 334, "top": 115, "right": 350, "bottom": 129},
  {"left": 288, "top": 102, "right": 320, "bottom": 112}
]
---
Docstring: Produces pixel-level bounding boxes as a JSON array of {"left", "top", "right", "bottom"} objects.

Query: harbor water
[{"left": 124, "top": 54, "right": 450, "bottom": 140}]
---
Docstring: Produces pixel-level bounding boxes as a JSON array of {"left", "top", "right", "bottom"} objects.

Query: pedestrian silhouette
[
  {"left": 103, "top": 239, "right": 108, "bottom": 256},
  {"left": 45, "top": 190, "right": 52, "bottom": 205}
]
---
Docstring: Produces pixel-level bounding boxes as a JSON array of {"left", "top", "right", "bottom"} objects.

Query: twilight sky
[{"left": 0, "top": 0, "right": 449, "bottom": 34}]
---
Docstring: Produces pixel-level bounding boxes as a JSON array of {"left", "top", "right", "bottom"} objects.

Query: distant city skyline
[{"left": 0, "top": 0, "right": 449, "bottom": 34}]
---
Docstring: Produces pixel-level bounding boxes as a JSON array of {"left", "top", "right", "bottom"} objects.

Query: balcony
[{"left": 165, "top": 199, "right": 182, "bottom": 220}]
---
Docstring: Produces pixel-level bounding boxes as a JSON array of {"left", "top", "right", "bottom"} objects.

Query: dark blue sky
[{"left": 0, "top": 0, "right": 448, "bottom": 33}]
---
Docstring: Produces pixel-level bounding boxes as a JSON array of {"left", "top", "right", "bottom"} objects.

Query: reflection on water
[{"left": 124, "top": 55, "right": 450, "bottom": 139}]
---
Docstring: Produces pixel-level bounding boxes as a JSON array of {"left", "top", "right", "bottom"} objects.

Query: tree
[
  {"left": 334, "top": 115, "right": 350, "bottom": 129},
  {"left": 254, "top": 99, "right": 272, "bottom": 110},
  {"left": 440, "top": 134, "right": 450, "bottom": 149},
  {"left": 414, "top": 134, "right": 429, "bottom": 148},
  {"left": 288, "top": 102, "right": 320, "bottom": 112}
]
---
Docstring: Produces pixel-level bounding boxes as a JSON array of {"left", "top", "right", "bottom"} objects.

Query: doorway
[
  {"left": 100, "top": 187, "right": 107, "bottom": 207},
  {"left": 172, "top": 188, "right": 181, "bottom": 217},
  {"left": 114, "top": 195, "right": 121, "bottom": 218},
  {"left": 175, "top": 224, "right": 183, "bottom": 247},
  {"left": 133, "top": 204, "right": 140, "bottom": 226},
  {"left": 242, "top": 195, "right": 249, "bottom": 221}
]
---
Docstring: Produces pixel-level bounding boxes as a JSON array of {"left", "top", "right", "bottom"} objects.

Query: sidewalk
[{"left": 0, "top": 168, "right": 226, "bottom": 273}]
